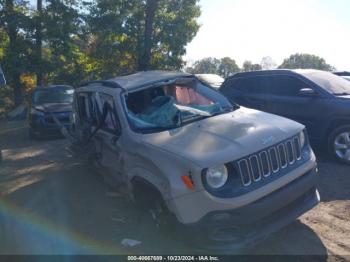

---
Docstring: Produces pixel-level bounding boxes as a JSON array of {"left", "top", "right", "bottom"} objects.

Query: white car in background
[{"left": 195, "top": 74, "right": 224, "bottom": 89}]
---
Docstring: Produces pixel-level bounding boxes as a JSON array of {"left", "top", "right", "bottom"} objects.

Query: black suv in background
[
  {"left": 220, "top": 69, "right": 350, "bottom": 164},
  {"left": 333, "top": 71, "right": 350, "bottom": 77},
  {"left": 28, "top": 85, "right": 74, "bottom": 138}
]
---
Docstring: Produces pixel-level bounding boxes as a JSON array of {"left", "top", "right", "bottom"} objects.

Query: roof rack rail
[{"left": 79, "top": 80, "right": 123, "bottom": 89}]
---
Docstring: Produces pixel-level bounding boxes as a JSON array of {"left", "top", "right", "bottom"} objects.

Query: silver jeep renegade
[{"left": 72, "top": 71, "right": 319, "bottom": 250}]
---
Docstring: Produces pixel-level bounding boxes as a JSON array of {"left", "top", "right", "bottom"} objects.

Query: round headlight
[
  {"left": 299, "top": 131, "right": 306, "bottom": 148},
  {"left": 205, "top": 165, "right": 228, "bottom": 189}
]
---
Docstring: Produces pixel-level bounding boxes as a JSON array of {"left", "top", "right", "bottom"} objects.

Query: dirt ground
[{"left": 0, "top": 120, "right": 349, "bottom": 259}]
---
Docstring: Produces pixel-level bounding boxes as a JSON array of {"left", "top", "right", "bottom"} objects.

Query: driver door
[{"left": 94, "top": 92, "right": 123, "bottom": 187}]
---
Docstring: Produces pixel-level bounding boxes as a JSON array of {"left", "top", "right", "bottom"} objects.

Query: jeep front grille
[{"left": 237, "top": 135, "right": 302, "bottom": 187}]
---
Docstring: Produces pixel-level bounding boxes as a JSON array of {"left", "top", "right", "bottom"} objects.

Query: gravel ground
[{"left": 0, "top": 120, "right": 349, "bottom": 260}]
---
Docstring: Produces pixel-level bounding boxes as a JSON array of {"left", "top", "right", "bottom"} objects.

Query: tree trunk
[
  {"left": 6, "top": 0, "right": 23, "bottom": 106},
  {"left": 36, "top": 0, "right": 43, "bottom": 86},
  {"left": 13, "top": 72, "right": 23, "bottom": 106},
  {"left": 138, "top": 0, "right": 158, "bottom": 71}
]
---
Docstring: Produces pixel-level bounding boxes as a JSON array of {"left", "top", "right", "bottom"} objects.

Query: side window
[
  {"left": 256, "top": 76, "right": 274, "bottom": 94},
  {"left": 234, "top": 77, "right": 262, "bottom": 93},
  {"left": 77, "top": 94, "right": 89, "bottom": 121},
  {"left": 269, "top": 76, "right": 309, "bottom": 97},
  {"left": 98, "top": 93, "right": 121, "bottom": 134},
  {"left": 77, "top": 93, "right": 98, "bottom": 124}
]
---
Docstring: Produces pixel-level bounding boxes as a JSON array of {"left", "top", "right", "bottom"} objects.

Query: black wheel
[
  {"left": 133, "top": 180, "right": 176, "bottom": 232},
  {"left": 328, "top": 125, "right": 350, "bottom": 164}
]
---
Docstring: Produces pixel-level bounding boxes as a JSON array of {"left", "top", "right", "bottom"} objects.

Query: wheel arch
[
  {"left": 326, "top": 118, "right": 350, "bottom": 139},
  {"left": 130, "top": 176, "right": 165, "bottom": 209}
]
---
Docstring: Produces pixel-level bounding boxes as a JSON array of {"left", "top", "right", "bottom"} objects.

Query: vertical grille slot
[
  {"left": 259, "top": 151, "right": 271, "bottom": 177},
  {"left": 278, "top": 143, "right": 288, "bottom": 168},
  {"left": 249, "top": 155, "right": 261, "bottom": 181},
  {"left": 286, "top": 140, "right": 295, "bottom": 164},
  {"left": 236, "top": 135, "right": 304, "bottom": 188},
  {"left": 269, "top": 147, "right": 279, "bottom": 173},
  {"left": 238, "top": 159, "right": 251, "bottom": 186},
  {"left": 293, "top": 137, "right": 302, "bottom": 160}
]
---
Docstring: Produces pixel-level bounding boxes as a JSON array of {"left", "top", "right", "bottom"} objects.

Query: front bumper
[
  {"left": 180, "top": 167, "right": 319, "bottom": 251},
  {"left": 29, "top": 113, "right": 70, "bottom": 136}
]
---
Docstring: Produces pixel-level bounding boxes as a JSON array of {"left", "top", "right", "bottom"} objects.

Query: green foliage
[
  {"left": 279, "top": 53, "right": 335, "bottom": 71},
  {"left": 187, "top": 57, "right": 240, "bottom": 77},
  {"left": 87, "top": 0, "right": 200, "bottom": 77},
  {"left": 242, "top": 60, "right": 262, "bottom": 72},
  {"left": 0, "top": 0, "right": 201, "bottom": 109},
  {"left": 218, "top": 57, "right": 240, "bottom": 78}
]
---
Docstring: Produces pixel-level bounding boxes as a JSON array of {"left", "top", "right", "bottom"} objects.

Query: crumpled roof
[{"left": 109, "top": 70, "right": 191, "bottom": 91}]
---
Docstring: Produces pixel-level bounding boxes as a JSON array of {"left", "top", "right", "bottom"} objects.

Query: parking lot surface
[{"left": 0, "top": 120, "right": 349, "bottom": 259}]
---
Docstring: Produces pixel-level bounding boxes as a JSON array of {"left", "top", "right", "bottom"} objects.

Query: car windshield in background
[
  {"left": 124, "top": 78, "right": 234, "bottom": 133},
  {"left": 33, "top": 88, "right": 74, "bottom": 105},
  {"left": 302, "top": 71, "right": 350, "bottom": 95},
  {"left": 196, "top": 74, "right": 224, "bottom": 89}
]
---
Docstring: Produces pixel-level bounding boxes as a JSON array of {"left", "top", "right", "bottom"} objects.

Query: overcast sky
[{"left": 184, "top": 0, "right": 350, "bottom": 70}]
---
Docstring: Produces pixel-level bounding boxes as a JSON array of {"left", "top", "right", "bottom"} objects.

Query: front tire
[
  {"left": 132, "top": 181, "right": 176, "bottom": 232},
  {"left": 328, "top": 125, "right": 350, "bottom": 164}
]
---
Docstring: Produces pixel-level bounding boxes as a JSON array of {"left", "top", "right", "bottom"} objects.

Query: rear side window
[
  {"left": 77, "top": 94, "right": 90, "bottom": 121},
  {"left": 268, "top": 75, "right": 309, "bottom": 96},
  {"left": 231, "top": 77, "right": 263, "bottom": 93},
  {"left": 224, "top": 74, "right": 310, "bottom": 97},
  {"left": 98, "top": 93, "right": 121, "bottom": 134}
]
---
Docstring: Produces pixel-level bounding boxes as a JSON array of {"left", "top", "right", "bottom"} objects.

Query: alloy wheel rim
[{"left": 334, "top": 131, "right": 350, "bottom": 161}]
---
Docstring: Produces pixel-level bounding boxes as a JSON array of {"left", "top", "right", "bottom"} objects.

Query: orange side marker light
[{"left": 181, "top": 175, "right": 195, "bottom": 191}]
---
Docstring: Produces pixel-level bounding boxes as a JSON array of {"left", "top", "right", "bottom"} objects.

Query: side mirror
[
  {"left": 299, "top": 88, "right": 318, "bottom": 97},
  {"left": 0, "top": 66, "right": 6, "bottom": 86}
]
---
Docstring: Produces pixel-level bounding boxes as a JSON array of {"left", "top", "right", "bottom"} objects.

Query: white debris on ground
[{"left": 121, "top": 239, "right": 142, "bottom": 248}]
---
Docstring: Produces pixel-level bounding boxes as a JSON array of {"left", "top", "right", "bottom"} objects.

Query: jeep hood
[{"left": 141, "top": 107, "right": 304, "bottom": 167}]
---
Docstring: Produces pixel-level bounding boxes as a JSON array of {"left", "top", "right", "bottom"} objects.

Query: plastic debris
[{"left": 121, "top": 238, "right": 142, "bottom": 248}]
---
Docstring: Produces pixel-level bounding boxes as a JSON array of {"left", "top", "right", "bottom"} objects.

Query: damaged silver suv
[{"left": 71, "top": 71, "right": 319, "bottom": 250}]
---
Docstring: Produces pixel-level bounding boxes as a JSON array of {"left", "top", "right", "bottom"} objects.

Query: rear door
[
  {"left": 94, "top": 92, "right": 123, "bottom": 187},
  {"left": 261, "top": 75, "right": 325, "bottom": 139},
  {"left": 223, "top": 76, "right": 269, "bottom": 111}
]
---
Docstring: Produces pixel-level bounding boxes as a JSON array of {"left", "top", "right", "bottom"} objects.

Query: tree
[
  {"left": 186, "top": 57, "right": 240, "bottom": 77},
  {"left": 87, "top": 0, "right": 201, "bottom": 77},
  {"left": 279, "top": 53, "right": 334, "bottom": 71},
  {"left": 186, "top": 57, "right": 220, "bottom": 75},
  {"left": 138, "top": 0, "right": 159, "bottom": 70},
  {"left": 0, "top": 0, "right": 33, "bottom": 106},
  {"left": 218, "top": 57, "right": 239, "bottom": 78},
  {"left": 242, "top": 60, "right": 262, "bottom": 72},
  {"left": 42, "top": 0, "right": 85, "bottom": 85},
  {"left": 35, "top": 0, "right": 43, "bottom": 86},
  {"left": 260, "top": 56, "right": 277, "bottom": 70}
]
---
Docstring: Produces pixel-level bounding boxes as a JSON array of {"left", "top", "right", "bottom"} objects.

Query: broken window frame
[
  {"left": 120, "top": 78, "right": 235, "bottom": 134},
  {"left": 97, "top": 92, "right": 122, "bottom": 135}
]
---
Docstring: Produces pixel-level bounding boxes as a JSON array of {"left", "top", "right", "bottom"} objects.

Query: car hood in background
[
  {"left": 34, "top": 103, "right": 72, "bottom": 113},
  {"left": 141, "top": 107, "right": 304, "bottom": 167}
]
